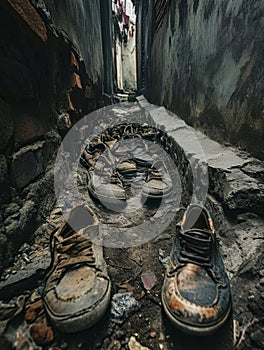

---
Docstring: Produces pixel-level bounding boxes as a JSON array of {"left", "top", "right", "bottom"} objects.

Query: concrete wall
[{"left": 137, "top": 0, "right": 264, "bottom": 159}]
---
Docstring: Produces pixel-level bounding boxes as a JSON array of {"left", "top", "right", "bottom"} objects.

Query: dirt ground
[{"left": 0, "top": 103, "right": 263, "bottom": 350}]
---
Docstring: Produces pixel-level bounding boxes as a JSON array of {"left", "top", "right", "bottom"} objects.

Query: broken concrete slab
[
  {"left": 0, "top": 247, "right": 50, "bottom": 301},
  {"left": 137, "top": 96, "right": 264, "bottom": 218},
  {"left": 148, "top": 106, "right": 186, "bottom": 132}
]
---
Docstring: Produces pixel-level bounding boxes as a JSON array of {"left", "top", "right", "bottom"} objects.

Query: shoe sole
[
  {"left": 141, "top": 188, "right": 172, "bottom": 201},
  {"left": 161, "top": 292, "right": 232, "bottom": 336},
  {"left": 88, "top": 187, "right": 127, "bottom": 209},
  {"left": 44, "top": 280, "right": 111, "bottom": 333}
]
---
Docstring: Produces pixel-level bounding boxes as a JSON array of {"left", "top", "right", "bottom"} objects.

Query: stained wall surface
[{"left": 137, "top": 0, "right": 264, "bottom": 159}]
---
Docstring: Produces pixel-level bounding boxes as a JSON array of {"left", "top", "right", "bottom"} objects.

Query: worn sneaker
[
  {"left": 116, "top": 159, "right": 137, "bottom": 177},
  {"left": 162, "top": 204, "right": 232, "bottom": 335},
  {"left": 139, "top": 125, "right": 157, "bottom": 141},
  {"left": 100, "top": 130, "right": 121, "bottom": 148},
  {"left": 80, "top": 143, "right": 107, "bottom": 170},
  {"left": 43, "top": 205, "right": 111, "bottom": 333},
  {"left": 88, "top": 156, "right": 126, "bottom": 207},
  {"left": 141, "top": 161, "right": 172, "bottom": 200}
]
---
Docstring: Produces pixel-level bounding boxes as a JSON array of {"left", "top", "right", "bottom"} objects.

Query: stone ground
[{"left": 0, "top": 102, "right": 263, "bottom": 350}]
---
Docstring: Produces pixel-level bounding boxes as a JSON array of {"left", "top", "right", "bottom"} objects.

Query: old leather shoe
[
  {"left": 141, "top": 161, "right": 172, "bottom": 200},
  {"left": 162, "top": 204, "right": 232, "bottom": 335},
  {"left": 43, "top": 205, "right": 111, "bottom": 333}
]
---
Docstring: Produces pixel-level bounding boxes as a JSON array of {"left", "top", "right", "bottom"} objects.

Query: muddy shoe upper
[
  {"left": 87, "top": 155, "right": 127, "bottom": 207},
  {"left": 141, "top": 161, "right": 172, "bottom": 200},
  {"left": 80, "top": 143, "right": 107, "bottom": 170},
  {"left": 162, "top": 204, "right": 232, "bottom": 335},
  {"left": 43, "top": 205, "right": 111, "bottom": 333},
  {"left": 116, "top": 159, "right": 137, "bottom": 176}
]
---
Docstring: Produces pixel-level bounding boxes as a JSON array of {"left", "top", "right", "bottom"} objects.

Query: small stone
[
  {"left": 259, "top": 278, "right": 264, "bottom": 286},
  {"left": 110, "top": 292, "right": 141, "bottom": 324},
  {"left": 153, "top": 210, "right": 164, "bottom": 218},
  {"left": 128, "top": 336, "right": 150, "bottom": 350},
  {"left": 25, "top": 300, "right": 43, "bottom": 324},
  {"left": 159, "top": 333, "right": 165, "bottom": 341},
  {"left": 107, "top": 340, "right": 121, "bottom": 350},
  {"left": 141, "top": 271, "right": 157, "bottom": 291},
  {"left": 149, "top": 331, "right": 156, "bottom": 338},
  {"left": 259, "top": 269, "right": 264, "bottom": 277},
  {"left": 30, "top": 323, "right": 54, "bottom": 346},
  {"left": 25, "top": 307, "right": 37, "bottom": 323}
]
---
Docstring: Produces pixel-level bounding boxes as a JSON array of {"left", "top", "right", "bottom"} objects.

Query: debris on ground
[
  {"left": 110, "top": 292, "right": 141, "bottom": 324},
  {"left": 141, "top": 271, "right": 157, "bottom": 291},
  {"left": 29, "top": 323, "right": 54, "bottom": 346},
  {"left": 0, "top": 295, "right": 28, "bottom": 335},
  {"left": 128, "top": 336, "right": 150, "bottom": 350},
  {"left": 158, "top": 249, "right": 170, "bottom": 269}
]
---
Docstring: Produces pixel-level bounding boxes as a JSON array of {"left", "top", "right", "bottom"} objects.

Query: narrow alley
[{"left": 0, "top": 1, "right": 263, "bottom": 350}]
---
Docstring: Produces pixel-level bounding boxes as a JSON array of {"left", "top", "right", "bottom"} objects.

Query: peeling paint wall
[{"left": 137, "top": 0, "right": 264, "bottom": 159}]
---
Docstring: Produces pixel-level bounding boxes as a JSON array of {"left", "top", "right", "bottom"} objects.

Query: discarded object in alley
[
  {"left": 42, "top": 205, "right": 111, "bottom": 333},
  {"left": 141, "top": 161, "right": 173, "bottom": 201},
  {"left": 110, "top": 292, "right": 141, "bottom": 324},
  {"left": 162, "top": 204, "right": 232, "bottom": 335},
  {"left": 81, "top": 123, "right": 175, "bottom": 210}
]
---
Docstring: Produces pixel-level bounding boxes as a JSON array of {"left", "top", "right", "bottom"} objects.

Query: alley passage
[{"left": 1, "top": 101, "right": 253, "bottom": 349}]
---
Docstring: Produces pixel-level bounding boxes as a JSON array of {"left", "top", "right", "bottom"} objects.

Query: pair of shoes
[
  {"left": 113, "top": 138, "right": 153, "bottom": 175},
  {"left": 88, "top": 157, "right": 173, "bottom": 207},
  {"left": 43, "top": 204, "right": 232, "bottom": 335},
  {"left": 80, "top": 123, "right": 159, "bottom": 172}
]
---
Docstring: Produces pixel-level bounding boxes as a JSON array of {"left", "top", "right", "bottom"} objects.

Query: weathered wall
[
  {"left": 137, "top": 0, "right": 264, "bottom": 159},
  {"left": 0, "top": 0, "right": 107, "bottom": 269},
  {"left": 41, "top": 0, "right": 103, "bottom": 85},
  {"left": 123, "top": 32, "right": 137, "bottom": 90}
]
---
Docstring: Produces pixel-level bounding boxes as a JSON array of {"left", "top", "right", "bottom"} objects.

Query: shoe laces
[
  {"left": 179, "top": 228, "right": 212, "bottom": 266},
  {"left": 55, "top": 230, "right": 96, "bottom": 269}
]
